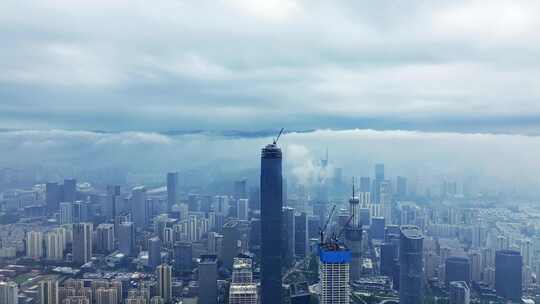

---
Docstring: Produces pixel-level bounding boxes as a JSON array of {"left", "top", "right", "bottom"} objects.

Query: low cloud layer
[
  {"left": 1, "top": 129, "right": 539, "bottom": 196},
  {"left": 1, "top": 1, "right": 540, "bottom": 133}
]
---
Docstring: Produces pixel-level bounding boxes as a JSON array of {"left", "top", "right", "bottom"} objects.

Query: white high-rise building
[
  {"left": 26, "top": 231, "right": 43, "bottom": 259},
  {"left": 60, "top": 202, "right": 73, "bottom": 224},
  {"left": 229, "top": 258, "right": 257, "bottom": 304},
  {"left": 449, "top": 281, "right": 470, "bottom": 304},
  {"left": 45, "top": 230, "right": 64, "bottom": 260},
  {"left": 39, "top": 280, "right": 58, "bottom": 304},
  {"left": 0, "top": 281, "right": 18, "bottom": 304},
  {"left": 237, "top": 199, "right": 249, "bottom": 221},
  {"left": 319, "top": 245, "right": 350, "bottom": 304}
]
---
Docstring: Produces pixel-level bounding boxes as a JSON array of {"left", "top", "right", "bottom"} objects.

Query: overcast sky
[{"left": 2, "top": 0, "right": 540, "bottom": 133}]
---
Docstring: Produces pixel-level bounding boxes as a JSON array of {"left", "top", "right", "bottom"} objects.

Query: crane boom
[
  {"left": 319, "top": 204, "right": 336, "bottom": 244},
  {"left": 273, "top": 128, "right": 284, "bottom": 144}
]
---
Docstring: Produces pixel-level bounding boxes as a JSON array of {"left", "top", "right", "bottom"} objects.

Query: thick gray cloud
[
  {"left": 1, "top": 1, "right": 540, "bottom": 132},
  {"left": 1, "top": 129, "right": 539, "bottom": 196}
]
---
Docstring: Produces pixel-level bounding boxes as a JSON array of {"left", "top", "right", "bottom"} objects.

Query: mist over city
[{"left": 1, "top": 1, "right": 540, "bottom": 304}]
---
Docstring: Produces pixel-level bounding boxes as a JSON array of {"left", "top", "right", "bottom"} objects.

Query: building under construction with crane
[
  {"left": 318, "top": 203, "right": 352, "bottom": 304},
  {"left": 345, "top": 179, "right": 363, "bottom": 281}
]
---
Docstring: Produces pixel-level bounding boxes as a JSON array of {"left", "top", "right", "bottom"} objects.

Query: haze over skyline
[{"left": 2, "top": 1, "right": 540, "bottom": 134}]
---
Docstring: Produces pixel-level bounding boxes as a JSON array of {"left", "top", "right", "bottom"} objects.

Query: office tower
[
  {"left": 63, "top": 178, "right": 77, "bottom": 202},
  {"left": 148, "top": 237, "right": 162, "bottom": 268},
  {"left": 449, "top": 281, "right": 470, "bottom": 304},
  {"left": 0, "top": 281, "right": 18, "bottom": 304},
  {"left": 156, "top": 264, "right": 172, "bottom": 303},
  {"left": 39, "top": 280, "right": 58, "bottom": 304},
  {"left": 118, "top": 221, "right": 136, "bottom": 256},
  {"left": 445, "top": 257, "right": 471, "bottom": 287},
  {"left": 234, "top": 179, "right": 247, "bottom": 199},
  {"left": 295, "top": 212, "right": 308, "bottom": 258},
  {"left": 167, "top": 172, "right": 178, "bottom": 212},
  {"left": 396, "top": 176, "right": 407, "bottom": 199},
  {"left": 237, "top": 199, "right": 249, "bottom": 220},
  {"left": 248, "top": 186, "right": 260, "bottom": 211},
  {"left": 495, "top": 250, "right": 522, "bottom": 301},
  {"left": 45, "top": 230, "right": 64, "bottom": 260},
  {"left": 26, "top": 231, "right": 43, "bottom": 259},
  {"left": 282, "top": 207, "right": 295, "bottom": 266},
  {"left": 60, "top": 202, "right": 73, "bottom": 224},
  {"left": 345, "top": 187, "right": 362, "bottom": 281},
  {"left": 173, "top": 242, "right": 192, "bottom": 275},
  {"left": 73, "top": 223, "right": 93, "bottom": 265},
  {"left": 95, "top": 288, "right": 117, "bottom": 304},
  {"left": 370, "top": 217, "right": 385, "bottom": 240},
  {"left": 380, "top": 242, "right": 397, "bottom": 276},
  {"left": 399, "top": 225, "right": 424, "bottom": 304},
  {"left": 359, "top": 177, "right": 370, "bottom": 193},
  {"left": 96, "top": 224, "right": 115, "bottom": 253},
  {"left": 229, "top": 258, "right": 258, "bottom": 304},
  {"left": 290, "top": 282, "right": 310, "bottom": 304},
  {"left": 522, "top": 239, "right": 532, "bottom": 267},
  {"left": 319, "top": 244, "right": 351, "bottom": 304},
  {"left": 46, "top": 182, "right": 60, "bottom": 213},
  {"left": 198, "top": 255, "right": 218, "bottom": 304},
  {"left": 260, "top": 139, "right": 283, "bottom": 304},
  {"left": 131, "top": 186, "right": 148, "bottom": 229},
  {"left": 223, "top": 220, "right": 241, "bottom": 269}
]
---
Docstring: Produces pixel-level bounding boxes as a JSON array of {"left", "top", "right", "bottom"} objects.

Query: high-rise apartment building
[
  {"left": 0, "top": 281, "right": 18, "bottom": 304},
  {"left": 26, "top": 231, "right": 43, "bottom": 259},
  {"left": 73, "top": 223, "right": 93, "bottom": 265},
  {"left": 118, "top": 221, "right": 136, "bottom": 256},
  {"left": 39, "top": 280, "right": 58, "bottom": 304},
  {"left": 157, "top": 264, "right": 172, "bottom": 303}
]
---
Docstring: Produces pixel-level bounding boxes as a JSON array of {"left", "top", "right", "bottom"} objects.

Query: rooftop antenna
[
  {"left": 273, "top": 128, "right": 284, "bottom": 145},
  {"left": 352, "top": 176, "right": 355, "bottom": 198}
]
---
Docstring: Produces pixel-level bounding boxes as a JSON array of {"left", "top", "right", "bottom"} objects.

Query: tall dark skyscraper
[
  {"left": 399, "top": 225, "right": 424, "bottom": 304},
  {"left": 294, "top": 212, "right": 308, "bottom": 258},
  {"left": 73, "top": 222, "right": 93, "bottom": 265},
  {"left": 495, "top": 250, "right": 522, "bottom": 301},
  {"left": 167, "top": 172, "right": 178, "bottom": 212},
  {"left": 260, "top": 139, "right": 283, "bottom": 304},
  {"left": 148, "top": 237, "right": 162, "bottom": 268}
]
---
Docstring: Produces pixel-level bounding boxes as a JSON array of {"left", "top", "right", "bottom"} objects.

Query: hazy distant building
[
  {"left": 148, "top": 237, "right": 162, "bottom": 268},
  {"left": 60, "top": 202, "right": 73, "bottom": 224},
  {"left": 63, "top": 178, "right": 77, "bottom": 202},
  {"left": 118, "top": 221, "right": 136, "bottom": 256},
  {"left": 396, "top": 176, "right": 407, "bottom": 199},
  {"left": 234, "top": 179, "right": 247, "bottom": 199},
  {"left": 295, "top": 212, "right": 309, "bottom": 258},
  {"left": 237, "top": 198, "right": 249, "bottom": 220},
  {"left": 199, "top": 255, "right": 218, "bottom": 304},
  {"left": 370, "top": 217, "right": 385, "bottom": 240},
  {"left": 46, "top": 182, "right": 60, "bottom": 213},
  {"left": 399, "top": 225, "right": 424, "bottom": 304},
  {"left": 96, "top": 224, "right": 115, "bottom": 253},
  {"left": 73, "top": 222, "right": 93, "bottom": 265},
  {"left": 282, "top": 207, "right": 295, "bottom": 266},
  {"left": 167, "top": 172, "right": 178, "bottom": 212},
  {"left": 260, "top": 140, "right": 283, "bottom": 304},
  {"left": 157, "top": 264, "right": 172, "bottom": 303},
  {"left": 131, "top": 186, "right": 148, "bottom": 229},
  {"left": 173, "top": 242, "right": 192, "bottom": 275},
  {"left": 495, "top": 250, "right": 522, "bottom": 301},
  {"left": 26, "top": 231, "right": 43, "bottom": 259}
]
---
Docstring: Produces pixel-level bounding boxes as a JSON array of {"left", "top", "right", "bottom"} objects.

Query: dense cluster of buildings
[{"left": 0, "top": 139, "right": 538, "bottom": 304}]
